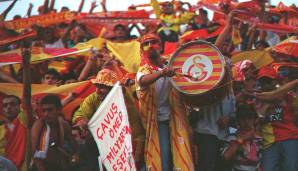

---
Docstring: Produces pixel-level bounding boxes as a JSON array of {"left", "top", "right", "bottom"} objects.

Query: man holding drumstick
[{"left": 136, "top": 33, "right": 194, "bottom": 171}]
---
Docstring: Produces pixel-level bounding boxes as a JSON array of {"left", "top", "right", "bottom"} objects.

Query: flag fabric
[
  {"left": 0, "top": 12, "right": 81, "bottom": 30},
  {"left": 0, "top": 31, "right": 36, "bottom": 46},
  {"left": 88, "top": 82, "right": 136, "bottom": 171},
  {"left": 180, "top": 25, "right": 224, "bottom": 43},
  {"left": 0, "top": 37, "right": 141, "bottom": 74},
  {"left": 0, "top": 81, "right": 94, "bottom": 120},
  {"left": 107, "top": 40, "right": 141, "bottom": 73},
  {"left": 232, "top": 27, "right": 242, "bottom": 45},
  {"left": 231, "top": 50, "right": 274, "bottom": 69},
  {"left": 162, "top": 42, "right": 178, "bottom": 56},
  {"left": 0, "top": 47, "right": 79, "bottom": 67},
  {"left": 272, "top": 40, "right": 298, "bottom": 58}
]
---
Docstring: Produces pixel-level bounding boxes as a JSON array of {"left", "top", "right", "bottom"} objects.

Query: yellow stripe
[
  {"left": 174, "top": 55, "right": 221, "bottom": 61},
  {"left": 261, "top": 123, "right": 275, "bottom": 148},
  {"left": 40, "top": 130, "right": 46, "bottom": 151},
  {"left": 173, "top": 80, "right": 219, "bottom": 86},
  {"left": 181, "top": 48, "right": 215, "bottom": 54},
  {"left": 188, "top": 90, "right": 209, "bottom": 94}
]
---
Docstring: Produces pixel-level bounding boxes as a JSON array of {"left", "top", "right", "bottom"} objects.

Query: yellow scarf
[{"left": 136, "top": 65, "right": 194, "bottom": 170}]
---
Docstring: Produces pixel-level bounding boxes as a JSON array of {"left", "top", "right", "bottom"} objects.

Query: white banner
[{"left": 88, "top": 82, "right": 136, "bottom": 171}]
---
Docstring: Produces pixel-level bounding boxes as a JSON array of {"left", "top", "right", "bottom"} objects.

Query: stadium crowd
[{"left": 0, "top": 0, "right": 298, "bottom": 171}]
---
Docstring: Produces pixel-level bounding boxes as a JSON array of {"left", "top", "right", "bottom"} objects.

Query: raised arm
[
  {"left": 78, "top": 54, "right": 97, "bottom": 81},
  {"left": 138, "top": 67, "right": 175, "bottom": 87},
  {"left": 256, "top": 79, "right": 298, "bottom": 100},
  {"left": 215, "top": 11, "right": 235, "bottom": 51},
  {"left": 77, "top": 0, "right": 85, "bottom": 13},
  {"left": 25, "top": 3, "right": 33, "bottom": 18},
  {"left": 0, "top": 0, "right": 18, "bottom": 21},
  {"left": 151, "top": 0, "right": 161, "bottom": 18},
  {"left": 100, "top": 0, "right": 107, "bottom": 12},
  {"left": 61, "top": 20, "right": 77, "bottom": 47},
  {"left": 0, "top": 70, "right": 18, "bottom": 83},
  {"left": 49, "top": 0, "right": 56, "bottom": 12},
  {"left": 89, "top": 1, "right": 98, "bottom": 14},
  {"left": 43, "top": 0, "right": 50, "bottom": 14},
  {"left": 246, "top": 23, "right": 258, "bottom": 50}
]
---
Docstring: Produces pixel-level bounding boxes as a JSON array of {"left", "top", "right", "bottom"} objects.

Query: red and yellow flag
[
  {"left": 0, "top": 81, "right": 95, "bottom": 121},
  {"left": 231, "top": 50, "right": 274, "bottom": 69}
]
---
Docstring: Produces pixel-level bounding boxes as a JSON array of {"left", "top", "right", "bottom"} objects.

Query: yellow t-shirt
[{"left": 72, "top": 92, "right": 102, "bottom": 123}]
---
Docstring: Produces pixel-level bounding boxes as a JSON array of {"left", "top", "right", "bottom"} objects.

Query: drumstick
[{"left": 175, "top": 72, "right": 198, "bottom": 80}]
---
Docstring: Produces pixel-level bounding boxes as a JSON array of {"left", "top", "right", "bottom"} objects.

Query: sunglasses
[{"left": 142, "top": 39, "right": 160, "bottom": 47}]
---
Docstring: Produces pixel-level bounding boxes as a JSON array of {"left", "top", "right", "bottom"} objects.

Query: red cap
[
  {"left": 140, "top": 33, "right": 160, "bottom": 45},
  {"left": 257, "top": 66, "right": 277, "bottom": 79}
]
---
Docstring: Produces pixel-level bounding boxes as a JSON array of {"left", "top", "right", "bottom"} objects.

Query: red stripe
[
  {"left": 207, "top": 76, "right": 221, "bottom": 80},
  {"left": 44, "top": 48, "right": 78, "bottom": 56},
  {"left": 144, "top": 151, "right": 160, "bottom": 171},
  {"left": 213, "top": 68, "right": 222, "bottom": 72},
  {"left": 170, "top": 117, "right": 193, "bottom": 165},
  {"left": 144, "top": 150, "right": 153, "bottom": 158},
  {"left": 180, "top": 84, "right": 215, "bottom": 90},
  {"left": 0, "top": 53, "right": 21, "bottom": 63},
  {"left": 172, "top": 60, "right": 222, "bottom": 66},
  {"left": 171, "top": 112, "right": 193, "bottom": 163},
  {"left": 171, "top": 106, "right": 188, "bottom": 134},
  {"left": 173, "top": 75, "right": 221, "bottom": 84},
  {"left": 183, "top": 142, "right": 193, "bottom": 164},
  {"left": 172, "top": 77, "right": 188, "bottom": 82},
  {"left": 148, "top": 128, "right": 160, "bottom": 156},
  {"left": 187, "top": 44, "right": 211, "bottom": 49},
  {"left": 151, "top": 162, "right": 159, "bottom": 171},
  {"left": 171, "top": 136, "right": 191, "bottom": 170},
  {"left": 212, "top": 60, "right": 222, "bottom": 64},
  {"left": 176, "top": 52, "right": 219, "bottom": 57}
]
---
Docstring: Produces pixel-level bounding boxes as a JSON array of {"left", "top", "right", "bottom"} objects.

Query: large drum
[{"left": 169, "top": 40, "right": 228, "bottom": 106}]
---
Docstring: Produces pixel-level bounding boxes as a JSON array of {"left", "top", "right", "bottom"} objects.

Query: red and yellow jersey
[
  {"left": 158, "top": 14, "right": 181, "bottom": 33},
  {"left": 151, "top": 0, "right": 194, "bottom": 33},
  {"left": 259, "top": 94, "right": 298, "bottom": 148}
]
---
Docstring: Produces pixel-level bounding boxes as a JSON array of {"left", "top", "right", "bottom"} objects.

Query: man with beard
[{"left": 136, "top": 33, "right": 194, "bottom": 171}]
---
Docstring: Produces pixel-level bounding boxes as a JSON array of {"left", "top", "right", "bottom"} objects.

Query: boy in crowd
[
  {"left": 222, "top": 104, "right": 262, "bottom": 171},
  {"left": 41, "top": 68, "right": 61, "bottom": 85},
  {"left": 31, "top": 95, "right": 78, "bottom": 171}
]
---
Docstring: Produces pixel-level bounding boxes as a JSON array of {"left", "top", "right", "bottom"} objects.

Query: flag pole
[
  {"left": 21, "top": 40, "right": 33, "bottom": 128},
  {"left": 21, "top": 38, "right": 34, "bottom": 171}
]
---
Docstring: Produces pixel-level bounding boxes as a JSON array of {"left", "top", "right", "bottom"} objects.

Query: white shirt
[
  {"left": 155, "top": 68, "right": 172, "bottom": 121},
  {"left": 136, "top": 67, "right": 172, "bottom": 121},
  {"left": 195, "top": 92, "right": 236, "bottom": 140},
  {"left": 266, "top": 31, "right": 280, "bottom": 47}
]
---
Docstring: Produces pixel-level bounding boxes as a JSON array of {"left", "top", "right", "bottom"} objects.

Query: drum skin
[{"left": 169, "top": 40, "right": 227, "bottom": 106}]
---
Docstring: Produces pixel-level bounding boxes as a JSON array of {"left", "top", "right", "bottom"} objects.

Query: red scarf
[{"left": 5, "top": 118, "right": 27, "bottom": 169}]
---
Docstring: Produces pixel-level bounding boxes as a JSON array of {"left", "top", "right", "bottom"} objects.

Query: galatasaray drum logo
[{"left": 182, "top": 54, "right": 213, "bottom": 83}]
